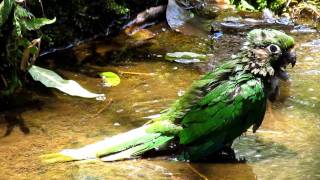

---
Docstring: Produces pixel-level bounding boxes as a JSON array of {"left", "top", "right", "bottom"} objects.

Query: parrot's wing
[
  {"left": 179, "top": 73, "right": 267, "bottom": 146},
  {"left": 151, "top": 60, "right": 239, "bottom": 123}
]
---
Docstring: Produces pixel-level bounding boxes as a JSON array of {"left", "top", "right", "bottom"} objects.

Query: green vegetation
[
  {"left": 0, "top": 0, "right": 55, "bottom": 97},
  {"left": 106, "top": 0, "right": 129, "bottom": 15},
  {"left": 230, "top": 0, "right": 287, "bottom": 12}
]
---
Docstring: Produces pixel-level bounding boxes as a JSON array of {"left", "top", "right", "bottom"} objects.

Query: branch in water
[{"left": 123, "top": 5, "right": 167, "bottom": 29}]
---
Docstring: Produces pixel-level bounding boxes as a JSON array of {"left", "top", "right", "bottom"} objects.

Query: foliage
[
  {"left": 289, "top": 0, "right": 320, "bottom": 26},
  {"left": 0, "top": 0, "right": 14, "bottom": 28},
  {"left": 0, "top": 0, "right": 55, "bottom": 97},
  {"left": 105, "top": 0, "right": 129, "bottom": 15},
  {"left": 230, "top": 0, "right": 287, "bottom": 12}
]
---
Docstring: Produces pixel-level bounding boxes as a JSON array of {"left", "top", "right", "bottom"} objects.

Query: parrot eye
[{"left": 267, "top": 44, "right": 281, "bottom": 54}]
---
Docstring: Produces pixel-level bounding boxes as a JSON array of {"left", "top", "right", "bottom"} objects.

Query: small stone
[
  {"left": 178, "top": 90, "right": 185, "bottom": 96},
  {"left": 116, "top": 109, "right": 124, "bottom": 113},
  {"left": 287, "top": 106, "right": 294, "bottom": 109}
]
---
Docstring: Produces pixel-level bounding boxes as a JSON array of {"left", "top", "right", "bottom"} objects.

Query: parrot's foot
[
  {"left": 214, "top": 147, "right": 247, "bottom": 163},
  {"left": 40, "top": 153, "right": 75, "bottom": 164},
  {"left": 220, "top": 146, "right": 236, "bottom": 160},
  {"left": 237, "top": 157, "right": 247, "bottom": 163}
]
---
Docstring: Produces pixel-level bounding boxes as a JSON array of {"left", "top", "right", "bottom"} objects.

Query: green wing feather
[
  {"left": 179, "top": 72, "right": 267, "bottom": 159},
  {"left": 149, "top": 60, "right": 239, "bottom": 125}
]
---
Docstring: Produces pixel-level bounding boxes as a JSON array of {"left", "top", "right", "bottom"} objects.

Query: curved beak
[
  {"left": 280, "top": 48, "right": 296, "bottom": 68},
  {"left": 287, "top": 48, "right": 297, "bottom": 67},
  {"left": 275, "top": 48, "right": 297, "bottom": 81}
]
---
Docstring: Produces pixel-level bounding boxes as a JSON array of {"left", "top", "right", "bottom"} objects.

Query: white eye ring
[{"left": 267, "top": 44, "right": 281, "bottom": 54}]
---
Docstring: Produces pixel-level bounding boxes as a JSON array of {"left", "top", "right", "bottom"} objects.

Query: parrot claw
[{"left": 238, "top": 157, "right": 247, "bottom": 163}]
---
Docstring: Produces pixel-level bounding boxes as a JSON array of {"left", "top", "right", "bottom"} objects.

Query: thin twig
[
  {"left": 188, "top": 163, "right": 208, "bottom": 180},
  {"left": 285, "top": 0, "right": 292, "bottom": 9},
  {"left": 0, "top": 75, "right": 8, "bottom": 88},
  {"left": 91, "top": 98, "right": 113, "bottom": 118},
  {"left": 119, "top": 71, "right": 156, "bottom": 76},
  {"left": 38, "top": 0, "right": 45, "bottom": 17}
]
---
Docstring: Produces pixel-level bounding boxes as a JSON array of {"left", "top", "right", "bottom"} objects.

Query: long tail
[{"left": 40, "top": 125, "right": 174, "bottom": 163}]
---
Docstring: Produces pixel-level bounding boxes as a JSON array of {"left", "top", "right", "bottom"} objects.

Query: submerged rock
[
  {"left": 291, "top": 25, "right": 318, "bottom": 34},
  {"left": 165, "top": 52, "right": 207, "bottom": 63}
]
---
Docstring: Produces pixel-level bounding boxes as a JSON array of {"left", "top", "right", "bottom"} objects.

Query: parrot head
[{"left": 243, "top": 29, "right": 296, "bottom": 81}]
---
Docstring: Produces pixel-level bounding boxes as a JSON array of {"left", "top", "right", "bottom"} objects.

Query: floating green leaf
[
  {"left": 100, "top": 72, "right": 121, "bottom": 87},
  {"left": 28, "top": 65, "right": 105, "bottom": 100}
]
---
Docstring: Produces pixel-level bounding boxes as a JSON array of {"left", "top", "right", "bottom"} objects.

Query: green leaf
[
  {"left": 13, "top": 17, "right": 21, "bottom": 36},
  {"left": 0, "top": 0, "right": 14, "bottom": 28},
  {"left": 23, "top": 17, "right": 56, "bottom": 31},
  {"left": 14, "top": 5, "right": 33, "bottom": 19},
  {"left": 238, "top": 0, "right": 256, "bottom": 11},
  {"left": 13, "top": 5, "right": 55, "bottom": 35},
  {"left": 99, "top": 72, "right": 121, "bottom": 87},
  {"left": 13, "top": 5, "right": 31, "bottom": 36},
  {"left": 256, "top": 0, "right": 268, "bottom": 10},
  {"left": 18, "top": 37, "right": 31, "bottom": 47},
  {"left": 28, "top": 65, "right": 106, "bottom": 100}
]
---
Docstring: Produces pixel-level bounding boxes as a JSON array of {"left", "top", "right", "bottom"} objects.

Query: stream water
[{"left": 0, "top": 20, "right": 319, "bottom": 179}]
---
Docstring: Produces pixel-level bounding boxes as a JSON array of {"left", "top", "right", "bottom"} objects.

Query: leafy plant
[
  {"left": 0, "top": 0, "right": 55, "bottom": 96},
  {"left": 105, "top": 0, "right": 129, "bottom": 15}
]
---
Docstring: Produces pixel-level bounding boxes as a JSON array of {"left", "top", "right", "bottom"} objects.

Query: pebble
[{"left": 113, "top": 122, "right": 120, "bottom": 126}]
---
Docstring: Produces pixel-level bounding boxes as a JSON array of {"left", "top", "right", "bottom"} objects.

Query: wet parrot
[{"left": 42, "top": 29, "right": 296, "bottom": 163}]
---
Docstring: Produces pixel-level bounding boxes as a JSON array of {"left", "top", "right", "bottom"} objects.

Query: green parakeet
[{"left": 42, "top": 29, "right": 296, "bottom": 163}]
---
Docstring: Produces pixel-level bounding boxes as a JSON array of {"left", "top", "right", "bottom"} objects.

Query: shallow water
[{"left": 1, "top": 22, "right": 320, "bottom": 179}]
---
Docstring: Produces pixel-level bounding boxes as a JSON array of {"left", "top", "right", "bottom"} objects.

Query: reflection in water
[
  {"left": 190, "top": 163, "right": 257, "bottom": 180},
  {"left": 0, "top": 22, "right": 320, "bottom": 179},
  {"left": 2, "top": 114, "right": 30, "bottom": 137},
  {"left": 0, "top": 97, "right": 43, "bottom": 137},
  {"left": 234, "top": 135, "right": 297, "bottom": 163}
]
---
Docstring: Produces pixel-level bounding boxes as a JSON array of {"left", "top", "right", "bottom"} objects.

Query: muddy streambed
[{"left": 0, "top": 22, "right": 320, "bottom": 179}]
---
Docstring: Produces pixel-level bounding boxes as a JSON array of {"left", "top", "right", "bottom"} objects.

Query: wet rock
[
  {"left": 211, "top": 10, "right": 294, "bottom": 34},
  {"left": 165, "top": 52, "right": 207, "bottom": 64},
  {"left": 301, "top": 39, "right": 320, "bottom": 47},
  {"left": 291, "top": 25, "right": 318, "bottom": 34}
]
